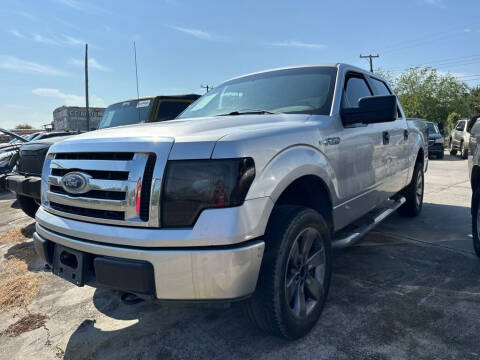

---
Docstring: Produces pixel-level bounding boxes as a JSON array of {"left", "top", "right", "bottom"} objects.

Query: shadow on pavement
[{"left": 63, "top": 230, "right": 480, "bottom": 360}]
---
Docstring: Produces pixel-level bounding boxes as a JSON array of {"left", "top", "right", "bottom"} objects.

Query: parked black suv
[{"left": 427, "top": 122, "right": 444, "bottom": 159}]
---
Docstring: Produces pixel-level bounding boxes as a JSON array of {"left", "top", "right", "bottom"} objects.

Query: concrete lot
[{"left": 0, "top": 153, "right": 479, "bottom": 360}]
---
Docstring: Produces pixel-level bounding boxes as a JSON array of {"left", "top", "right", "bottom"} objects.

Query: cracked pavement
[{"left": 1, "top": 152, "right": 479, "bottom": 360}]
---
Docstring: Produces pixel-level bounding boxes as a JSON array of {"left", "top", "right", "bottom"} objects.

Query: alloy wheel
[{"left": 285, "top": 227, "right": 326, "bottom": 318}]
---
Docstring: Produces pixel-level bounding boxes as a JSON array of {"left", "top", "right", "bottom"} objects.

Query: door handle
[
  {"left": 404, "top": 129, "right": 409, "bottom": 140},
  {"left": 383, "top": 131, "right": 390, "bottom": 145}
]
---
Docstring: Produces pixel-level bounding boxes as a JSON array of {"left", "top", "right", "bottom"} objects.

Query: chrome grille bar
[{"left": 46, "top": 191, "right": 128, "bottom": 211}]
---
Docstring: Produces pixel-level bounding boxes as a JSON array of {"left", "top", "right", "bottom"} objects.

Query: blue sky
[{"left": 1, "top": 0, "right": 479, "bottom": 128}]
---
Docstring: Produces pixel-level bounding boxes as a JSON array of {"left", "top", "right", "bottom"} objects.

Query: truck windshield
[
  {"left": 98, "top": 99, "right": 153, "bottom": 129},
  {"left": 178, "top": 67, "right": 337, "bottom": 119},
  {"left": 428, "top": 122, "right": 440, "bottom": 134}
]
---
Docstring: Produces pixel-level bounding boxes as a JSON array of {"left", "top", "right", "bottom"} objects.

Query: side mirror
[{"left": 341, "top": 95, "right": 397, "bottom": 126}]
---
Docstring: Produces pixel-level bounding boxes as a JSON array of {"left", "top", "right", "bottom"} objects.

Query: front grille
[
  {"left": 45, "top": 152, "right": 156, "bottom": 227},
  {"left": 50, "top": 202, "right": 125, "bottom": 221},
  {"left": 140, "top": 154, "right": 156, "bottom": 221},
  {"left": 428, "top": 140, "right": 435, "bottom": 146},
  {"left": 55, "top": 152, "right": 134, "bottom": 161},
  {"left": 50, "top": 185, "right": 126, "bottom": 200},
  {"left": 51, "top": 168, "right": 129, "bottom": 180},
  {"left": 18, "top": 148, "right": 49, "bottom": 175}
]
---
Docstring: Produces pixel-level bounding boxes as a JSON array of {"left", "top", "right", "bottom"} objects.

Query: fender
[
  {"left": 406, "top": 130, "right": 427, "bottom": 183},
  {"left": 247, "top": 144, "right": 339, "bottom": 212}
]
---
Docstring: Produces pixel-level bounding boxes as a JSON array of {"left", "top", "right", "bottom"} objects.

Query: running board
[{"left": 331, "top": 196, "right": 406, "bottom": 249}]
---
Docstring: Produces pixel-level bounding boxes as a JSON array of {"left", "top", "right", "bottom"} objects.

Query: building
[{"left": 53, "top": 106, "right": 106, "bottom": 131}]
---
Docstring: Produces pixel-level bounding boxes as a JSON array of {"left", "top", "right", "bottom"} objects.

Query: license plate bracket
[{"left": 52, "top": 245, "right": 89, "bottom": 286}]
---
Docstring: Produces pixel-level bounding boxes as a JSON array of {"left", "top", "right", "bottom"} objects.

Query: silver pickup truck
[{"left": 34, "top": 63, "right": 427, "bottom": 339}]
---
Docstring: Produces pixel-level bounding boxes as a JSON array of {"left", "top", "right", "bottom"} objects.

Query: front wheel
[
  {"left": 243, "top": 206, "right": 332, "bottom": 339},
  {"left": 398, "top": 161, "right": 424, "bottom": 217},
  {"left": 471, "top": 189, "right": 480, "bottom": 257},
  {"left": 460, "top": 142, "right": 468, "bottom": 159},
  {"left": 449, "top": 139, "right": 457, "bottom": 156}
]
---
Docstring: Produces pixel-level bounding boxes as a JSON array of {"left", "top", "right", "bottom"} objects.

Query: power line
[{"left": 360, "top": 54, "right": 379, "bottom": 72}]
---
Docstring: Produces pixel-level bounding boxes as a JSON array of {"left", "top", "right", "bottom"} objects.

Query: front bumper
[
  {"left": 428, "top": 143, "right": 444, "bottom": 154},
  {"left": 6, "top": 174, "right": 41, "bottom": 199},
  {"left": 34, "top": 222, "right": 265, "bottom": 300}
]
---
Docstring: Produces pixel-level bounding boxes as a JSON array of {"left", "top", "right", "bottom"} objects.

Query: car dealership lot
[{"left": 0, "top": 153, "right": 479, "bottom": 360}]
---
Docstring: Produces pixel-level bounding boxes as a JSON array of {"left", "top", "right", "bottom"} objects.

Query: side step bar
[{"left": 331, "top": 196, "right": 406, "bottom": 249}]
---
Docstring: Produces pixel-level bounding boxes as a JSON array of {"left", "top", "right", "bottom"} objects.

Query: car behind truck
[
  {"left": 33, "top": 64, "right": 427, "bottom": 339},
  {"left": 6, "top": 94, "right": 200, "bottom": 218}
]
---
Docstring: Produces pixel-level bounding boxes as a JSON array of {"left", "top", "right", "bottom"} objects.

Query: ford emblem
[{"left": 60, "top": 172, "right": 91, "bottom": 194}]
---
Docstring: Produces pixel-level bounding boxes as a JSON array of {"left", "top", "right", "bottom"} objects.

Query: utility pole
[
  {"left": 201, "top": 84, "right": 212, "bottom": 93},
  {"left": 85, "top": 43, "right": 90, "bottom": 131},
  {"left": 360, "top": 54, "right": 379, "bottom": 73}
]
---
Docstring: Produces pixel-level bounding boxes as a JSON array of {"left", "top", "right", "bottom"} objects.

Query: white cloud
[
  {"left": 68, "top": 58, "right": 110, "bottom": 71},
  {"left": 9, "top": 29, "right": 24, "bottom": 38},
  {"left": 0, "top": 56, "right": 70, "bottom": 76},
  {"left": 166, "top": 25, "right": 226, "bottom": 41},
  {"left": 464, "top": 28, "right": 472, "bottom": 33},
  {"left": 50, "top": 0, "right": 102, "bottom": 13},
  {"left": 62, "top": 34, "right": 86, "bottom": 46},
  {"left": 424, "top": 0, "right": 445, "bottom": 7},
  {"left": 269, "top": 40, "right": 326, "bottom": 50},
  {"left": 32, "top": 33, "right": 59, "bottom": 45},
  {"left": 32, "top": 88, "right": 106, "bottom": 107}
]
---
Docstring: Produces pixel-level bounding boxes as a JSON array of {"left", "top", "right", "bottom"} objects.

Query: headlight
[
  {"left": 0, "top": 151, "right": 15, "bottom": 168},
  {"left": 162, "top": 158, "right": 255, "bottom": 227},
  {"left": 435, "top": 138, "right": 444, "bottom": 144}
]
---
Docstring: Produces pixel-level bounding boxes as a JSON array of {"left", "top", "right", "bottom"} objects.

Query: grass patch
[
  {"left": 0, "top": 224, "right": 43, "bottom": 311},
  {"left": 0, "top": 223, "right": 35, "bottom": 244}
]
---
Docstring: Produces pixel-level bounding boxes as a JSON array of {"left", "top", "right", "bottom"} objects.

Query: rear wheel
[
  {"left": 16, "top": 194, "right": 39, "bottom": 218},
  {"left": 460, "top": 141, "right": 468, "bottom": 159},
  {"left": 398, "top": 161, "right": 424, "bottom": 217},
  {"left": 471, "top": 189, "right": 480, "bottom": 257},
  {"left": 243, "top": 205, "right": 332, "bottom": 339},
  {"left": 449, "top": 139, "right": 457, "bottom": 156}
]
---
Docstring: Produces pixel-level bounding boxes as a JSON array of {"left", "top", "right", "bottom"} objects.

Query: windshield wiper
[{"left": 216, "top": 109, "right": 279, "bottom": 116}]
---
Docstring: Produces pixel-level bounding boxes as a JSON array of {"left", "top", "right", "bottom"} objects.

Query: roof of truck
[
  {"left": 224, "top": 63, "right": 383, "bottom": 83},
  {"left": 108, "top": 94, "right": 201, "bottom": 107}
]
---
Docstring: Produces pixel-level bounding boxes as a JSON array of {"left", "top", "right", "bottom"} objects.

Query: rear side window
[
  {"left": 369, "top": 78, "right": 392, "bottom": 96},
  {"left": 342, "top": 75, "right": 372, "bottom": 108},
  {"left": 156, "top": 101, "right": 192, "bottom": 122}
]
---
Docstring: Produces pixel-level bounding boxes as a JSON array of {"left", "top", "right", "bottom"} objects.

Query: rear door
[
  {"left": 453, "top": 121, "right": 465, "bottom": 147},
  {"left": 330, "top": 72, "right": 388, "bottom": 228}
]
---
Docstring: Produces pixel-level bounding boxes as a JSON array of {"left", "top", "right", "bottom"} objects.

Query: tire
[
  {"left": 243, "top": 205, "right": 332, "bottom": 339},
  {"left": 460, "top": 141, "right": 468, "bottom": 159},
  {"left": 16, "top": 194, "right": 39, "bottom": 218},
  {"left": 398, "top": 161, "right": 424, "bottom": 217},
  {"left": 471, "top": 189, "right": 480, "bottom": 258},
  {"left": 449, "top": 138, "right": 457, "bottom": 156}
]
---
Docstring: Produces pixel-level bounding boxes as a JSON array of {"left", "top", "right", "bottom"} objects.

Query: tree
[
  {"left": 15, "top": 124, "right": 33, "bottom": 129},
  {"left": 446, "top": 112, "right": 461, "bottom": 136},
  {"left": 394, "top": 67, "right": 471, "bottom": 127}
]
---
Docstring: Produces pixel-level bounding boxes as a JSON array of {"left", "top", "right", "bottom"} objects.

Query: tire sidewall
[
  {"left": 413, "top": 163, "right": 424, "bottom": 215},
  {"left": 270, "top": 209, "right": 332, "bottom": 338},
  {"left": 472, "top": 189, "right": 480, "bottom": 257}
]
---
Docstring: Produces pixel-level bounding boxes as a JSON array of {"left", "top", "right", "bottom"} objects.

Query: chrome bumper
[{"left": 35, "top": 222, "right": 265, "bottom": 300}]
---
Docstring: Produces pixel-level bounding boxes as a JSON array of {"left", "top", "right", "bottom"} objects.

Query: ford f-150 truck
[
  {"left": 33, "top": 64, "right": 427, "bottom": 339},
  {"left": 6, "top": 94, "right": 200, "bottom": 218}
]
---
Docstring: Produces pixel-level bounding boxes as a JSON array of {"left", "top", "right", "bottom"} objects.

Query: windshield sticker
[{"left": 137, "top": 100, "right": 151, "bottom": 108}]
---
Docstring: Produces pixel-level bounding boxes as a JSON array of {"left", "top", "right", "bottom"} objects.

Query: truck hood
[{"left": 61, "top": 113, "right": 311, "bottom": 144}]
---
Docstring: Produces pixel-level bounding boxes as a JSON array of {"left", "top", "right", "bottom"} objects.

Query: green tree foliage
[
  {"left": 14, "top": 124, "right": 33, "bottom": 129},
  {"left": 446, "top": 112, "right": 461, "bottom": 135},
  {"left": 393, "top": 67, "right": 472, "bottom": 127}
]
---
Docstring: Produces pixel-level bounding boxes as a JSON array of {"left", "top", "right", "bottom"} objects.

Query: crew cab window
[
  {"left": 156, "top": 101, "right": 192, "bottom": 122},
  {"left": 370, "top": 78, "right": 391, "bottom": 96},
  {"left": 456, "top": 121, "right": 466, "bottom": 131},
  {"left": 342, "top": 75, "right": 372, "bottom": 108}
]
